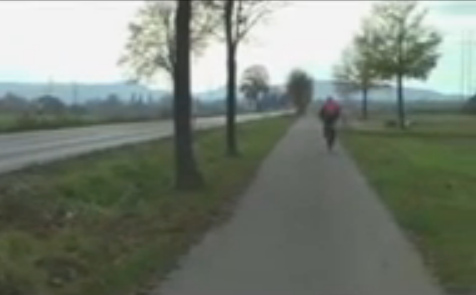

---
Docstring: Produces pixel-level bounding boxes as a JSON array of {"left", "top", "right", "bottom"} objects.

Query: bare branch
[
  {"left": 236, "top": 3, "right": 271, "bottom": 44},
  {"left": 119, "top": 0, "right": 220, "bottom": 84}
]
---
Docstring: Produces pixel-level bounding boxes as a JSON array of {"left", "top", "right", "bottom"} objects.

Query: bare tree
[
  {"left": 120, "top": 0, "right": 219, "bottom": 189},
  {"left": 174, "top": 0, "right": 204, "bottom": 189},
  {"left": 119, "top": 0, "right": 219, "bottom": 84},
  {"left": 207, "top": 0, "right": 278, "bottom": 156}
]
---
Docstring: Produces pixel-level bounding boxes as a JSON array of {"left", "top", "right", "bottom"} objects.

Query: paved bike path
[{"left": 154, "top": 116, "right": 443, "bottom": 295}]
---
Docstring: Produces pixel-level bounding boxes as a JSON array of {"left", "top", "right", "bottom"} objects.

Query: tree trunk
[
  {"left": 362, "top": 87, "right": 368, "bottom": 120},
  {"left": 173, "top": 0, "right": 204, "bottom": 190},
  {"left": 225, "top": 0, "right": 239, "bottom": 157},
  {"left": 396, "top": 23, "right": 406, "bottom": 130},
  {"left": 396, "top": 73, "right": 406, "bottom": 129},
  {"left": 255, "top": 97, "right": 261, "bottom": 112}
]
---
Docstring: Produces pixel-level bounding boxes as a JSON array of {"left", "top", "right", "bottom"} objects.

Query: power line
[
  {"left": 461, "top": 30, "right": 465, "bottom": 99},
  {"left": 72, "top": 82, "right": 78, "bottom": 104},
  {"left": 460, "top": 30, "right": 475, "bottom": 100},
  {"left": 471, "top": 30, "right": 474, "bottom": 97},
  {"left": 46, "top": 76, "right": 53, "bottom": 96},
  {"left": 468, "top": 30, "right": 473, "bottom": 98}
]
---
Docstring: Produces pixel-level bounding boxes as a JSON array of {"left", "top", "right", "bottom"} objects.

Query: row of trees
[
  {"left": 239, "top": 64, "right": 299, "bottom": 112},
  {"left": 0, "top": 92, "right": 164, "bottom": 120},
  {"left": 0, "top": 87, "right": 286, "bottom": 122},
  {"left": 0, "top": 93, "right": 69, "bottom": 116},
  {"left": 333, "top": 1, "right": 442, "bottom": 128},
  {"left": 464, "top": 95, "right": 476, "bottom": 114},
  {"left": 120, "top": 0, "right": 281, "bottom": 189}
]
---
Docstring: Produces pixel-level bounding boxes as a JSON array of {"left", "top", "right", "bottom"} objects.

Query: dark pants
[{"left": 322, "top": 120, "right": 337, "bottom": 150}]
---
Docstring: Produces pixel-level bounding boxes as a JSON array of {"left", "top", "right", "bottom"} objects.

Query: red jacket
[{"left": 319, "top": 100, "right": 341, "bottom": 123}]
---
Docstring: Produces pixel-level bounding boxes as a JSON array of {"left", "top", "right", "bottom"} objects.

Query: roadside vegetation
[
  {"left": 0, "top": 2, "right": 294, "bottom": 294},
  {"left": 0, "top": 92, "right": 287, "bottom": 134},
  {"left": 333, "top": 1, "right": 442, "bottom": 128},
  {"left": 337, "top": 3, "right": 476, "bottom": 293},
  {"left": 120, "top": 0, "right": 285, "bottom": 189},
  {"left": 0, "top": 114, "right": 155, "bottom": 133},
  {"left": 341, "top": 115, "right": 476, "bottom": 293},
  {"left": 0, "top": 116, "right": 293, "bottom": 295}
]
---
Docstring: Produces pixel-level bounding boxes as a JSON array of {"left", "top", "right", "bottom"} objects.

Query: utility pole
[
  {"left": 72, "top": 82, "right": 78, "bottom": 105},
  {"left": 461, "top": 30, "right": 466, "bottom": 100},
  {"left": 46, "top": 76, "right": 54, "bottom": 96},
  {"left": 468, "top": 31, "right": 473, "bottom": 98},
  {"left": 460, "top": 30, "right": 475, "bottom": 100},
  {"left": 468, "top": 30, "right": 476, "bottom": 97}
]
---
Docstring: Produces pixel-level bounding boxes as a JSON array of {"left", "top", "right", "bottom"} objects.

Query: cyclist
[{"left": 319, "top": 96, "right": 341, "bottom": 151}]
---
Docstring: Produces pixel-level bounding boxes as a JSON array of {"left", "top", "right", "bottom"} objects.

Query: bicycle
[{"left": 323, "top": 123, "right": 336, "bottom": 151}]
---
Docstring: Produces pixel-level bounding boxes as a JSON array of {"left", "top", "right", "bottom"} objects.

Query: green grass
[
  {"left": 341, "top": 115, "right": 476, "bottom": 293},
  {"left": 0, "top": 116, "right": 293, "bottom": 295},
  {"left": 0, "top": 114, "right": 162, "bottom": 133},
  {"left": 0, "top": 114, "right": 97, "bottom": 132}
]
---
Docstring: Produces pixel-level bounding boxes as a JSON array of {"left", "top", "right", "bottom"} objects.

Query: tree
[
  {"left": 69, "top": 104, "right": 87, "bottom": 116},
  {"left": 105, "top": 93, "right": 121, "bottom": 104},
  {"left": 99, "top": 94, "right": 124, "bottom": 119},
  {"left": 173, "top": 0, "right": 204, "bottom": 189},
  {"left": 120, "top": 0, "right": 213, "bottom": 190},
  {"left": 365, "top": 1, "right": 442, "bottom": 129},
  {"left": 119, "top": 0, "right": 218, "bottom": 83},
  {"left": 35, "top": 95, "right": 66, "bottom": 116},
  {"left": 158, "top": 94, "right": 173, "bottom": 119},
  {"left": 463, "top": 94, "right": 476, "bottom": 114},
  {"left": 286, "top": 69, "right": 313, "bottom": 116},
  {"left": 239, "top": 64, "right": 270, "bottom": 112},
  {"left": 210, "top": 0, "right": 276, "bottom": 156},
  {"left": 0, "top": 92, "right": 30, "bottom": 114},
  {"left": 333, "top": 24, "right": 385, "bottom": 120}
]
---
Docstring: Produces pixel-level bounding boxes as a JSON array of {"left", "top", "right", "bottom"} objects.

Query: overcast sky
[{"left": 0, "top": 1, "right": 474, "bottom": 94}]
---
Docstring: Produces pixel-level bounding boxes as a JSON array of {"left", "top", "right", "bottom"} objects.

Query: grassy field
[
  {"left": 0, "top": 116, "right": 293, "bottom": 295},
  {"left": 0, "top": 114, "right": 101, "bottom": 132},
  {"left": 341, "top": 114, "right": 476, "bottom": 293},
  {"left": 0, "top": 114, "right": 163, "bottom": 133}
]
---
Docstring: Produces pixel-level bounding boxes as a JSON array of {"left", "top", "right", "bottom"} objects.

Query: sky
[{"left": 0, "top": 1, "right": 475, "bottom": 95}]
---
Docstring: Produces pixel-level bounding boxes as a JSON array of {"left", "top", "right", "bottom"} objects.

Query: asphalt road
[
  {"left": 155, "top": 116, "right": 442, "bottom": 295},
  {"left": 0, "top": 111, "right": 289, "bottom": 174}
]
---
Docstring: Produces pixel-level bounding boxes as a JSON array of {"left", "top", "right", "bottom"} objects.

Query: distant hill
[
  {"left": 0, "top": 79, "right": 463, "bottom": 104},
  {"left": 313, "top": 80, "right": 459, "bottom": 101},
  {"left": 196, "top": 79, "right": 461, "bottom": 102},
  {"left": 0, "top": 82, "right": 167, "bottom": 103}
]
